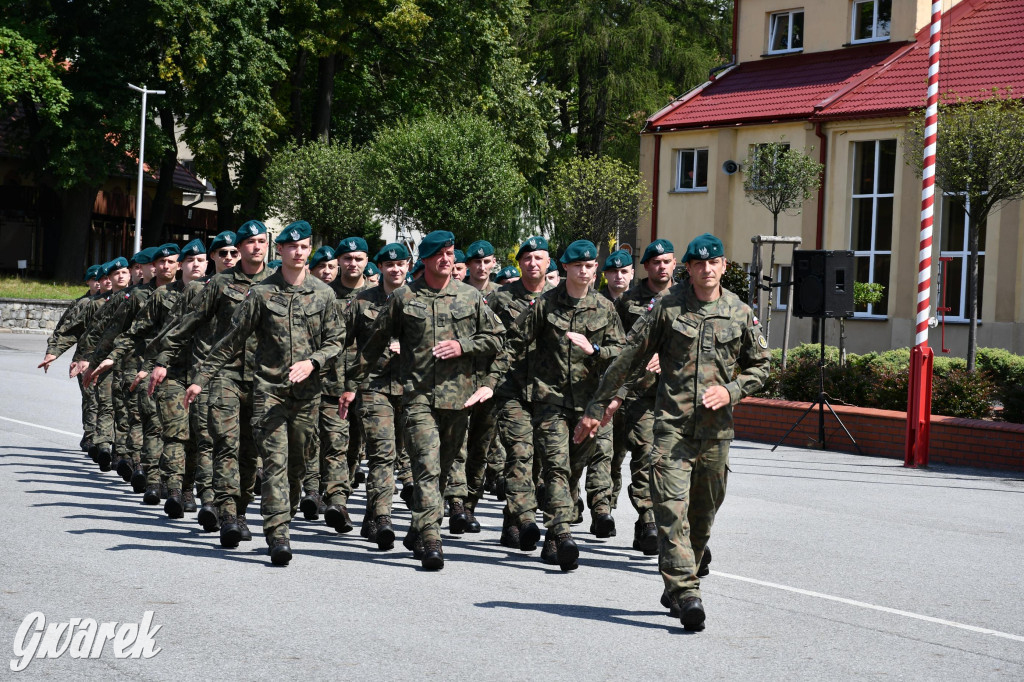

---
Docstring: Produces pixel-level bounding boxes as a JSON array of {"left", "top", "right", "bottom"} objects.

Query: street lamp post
[{"left": 127, "top": 83, "right": 166, "bottom": 254}]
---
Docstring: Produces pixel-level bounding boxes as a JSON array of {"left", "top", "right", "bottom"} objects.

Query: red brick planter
[{"left": 735, "top": 397, "right": 1024, "bottom": 472}]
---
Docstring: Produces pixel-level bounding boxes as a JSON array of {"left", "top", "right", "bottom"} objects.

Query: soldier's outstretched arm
[
  {"left": 294, "top": 293, "right": 345, "bottom": 384},
  {"left": 190, "top": 293, "right": 260, "bottom": 393}
]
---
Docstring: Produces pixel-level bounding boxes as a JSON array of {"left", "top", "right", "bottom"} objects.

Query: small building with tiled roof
[{"left": 638, "top": 0, "right": 1024, "bottom": 356}]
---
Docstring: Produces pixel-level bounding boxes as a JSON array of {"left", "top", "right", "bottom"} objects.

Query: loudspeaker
[{"left": 791, "top": 250, "right": 855, "bottom": 318}]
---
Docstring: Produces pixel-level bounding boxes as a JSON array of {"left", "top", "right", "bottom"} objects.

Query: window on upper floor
[
  {"left": 674, "top": 148, "right": 709, "bottom": 191},
  {"left": 850, "top": 139, "right": 896, "bottom": 316},
  {"left": 939, "top": 195, "right": 986, "bottom": 322},
  {"left": 768, "top": 10, "right": 804, "bottom": 53},
  {"left": 852, "top": 0, "right": 891, "bottom": 43}
]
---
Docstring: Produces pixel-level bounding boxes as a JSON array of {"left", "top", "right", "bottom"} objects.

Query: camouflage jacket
[
  {"left": 615, "top": 279, "right": 671, "bottom": 401},
  {"left": 323, "top": 279, "right": 367, "bottom": 397},
  {"left": 152, "top": 265, "right": 273, "bottom": 384},
  {"left": 351, "top": 277, "right": 505, "bottom": 409},
  {"left": 489, "top": 281, "right": 625, "bottom": 411},
  {"left": 142, "top": 278, "right": 207, "bottom": 373},
  {"left": 74, "top": 288, "right": 131, "bottom": 363},
  {"left": 109, "top": 281, "right": 185, "bottom": 375},
  {"left": 346, "top": 283, "right": 402, "bottom": 396},
  {"left": 585, "top": 282, "right": 770, "bottom": 439},
  {"left": 194, "top": 270, "right": 344, "bottom": 400},
  {"left": 46, "top": 293, "right": 96, "bottom": 358},
  {"left": 90, "top": 283, "right": 155, "bottom": 369},
  {"left": 485, "top": 279, "right": 554, "bottom": 401}
]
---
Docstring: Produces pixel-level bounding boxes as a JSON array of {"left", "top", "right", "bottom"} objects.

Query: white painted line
[
  {"left": 713, "top": 570, "right": 1024, "bottom": 643},
  {"left": 0, "top": 416, "right": 79, "bottom": 438}
]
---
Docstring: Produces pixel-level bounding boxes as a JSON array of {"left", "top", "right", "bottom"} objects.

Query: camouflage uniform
[
  {"left": 484, "top": 279, "right": 554, "bottom": 530},
  {"left": 351, "top": 278, "right": 504, "bottom": 544},
  {"left": 585, "top": 282, "right": 769, "bottom": 603},
  {"left": 177, "top": 278, "right": 215, "bottom": 503},
  {"left": 76, "top": 291, "right": 130, "bottom": 458},
  {"left": 194, "top": 270, "right": 344, "bottom": 546},
  {"left": 152, "top": 264, "right": 273, "bottom": 520},
  {"left": 491, "top": 282, "right": 625, "bottom": 536},
  {"left": 47, "top": 294, "right": 101, "bottom": 443}
]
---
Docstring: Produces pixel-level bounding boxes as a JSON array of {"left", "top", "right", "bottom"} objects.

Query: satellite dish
[{"left": 722, "top": 160, "right": 740, "bottom": 175}]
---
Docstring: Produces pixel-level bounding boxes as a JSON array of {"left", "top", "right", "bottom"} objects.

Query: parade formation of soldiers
[{"left": 39, "top": 223, "right": 770, "bottom": 632}]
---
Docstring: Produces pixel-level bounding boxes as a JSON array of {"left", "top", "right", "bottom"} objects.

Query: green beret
[
  {"left": 310, "top": 245, "right": 335, "bottom": 268},
  {"left": 178, "top": 239, "right": 205, "bottom": 261},
  {"left": 411, "top": 259, "right": 424, "bottom": 275},
  {"left": 465, "top": 240, "right": 495, "bottom": 260},
  {"left": 235, "top": 219, "right": 267, "bottom": 244},
  {"left": 364, "top": 262, "right": 380, "bottom": 277},
  {"left": 682, "top": 233, "right": 724, "bottom": 263},
  {"left": 604, "top": 249, "right": 633, "bottom": 270},
  {"left": 209, "top": 231, "right": 237, "bottom": 251},
  {"left": 375, "top": 242, "right": 411, "bottom": 264},
  {"left": 102, "top": 257, "right": 130, "bottom": 276},
  {"left": 419, "top": 231, "right": 456, "bottom": 260},
  {"left": 495, "top": 266, "right": 520, "bottom": 282},
  {"left": 85, "top": 265, "right": 102, "bottom": 281},
  {"left": 454, "top": 249, "right": 466, "bottom": 264},
  {"left": 275, "top": 220, "right": 312, "bottom": 244},
  {"left": 559, "top": 240, "right": 599, "bottom": 264},
  {"left": 516, "top": 235, "right": 549, "bottom": 260},
  {"left": 267, "top": 259, "right": 282, "bottom": 269},
  {"left": 131, "top": 247, "right": 158, "bottom": 265},
  {"left": 641, "top": 239, "right": 674, "bottom": 264},
  {"left": 335, "top": 236, "right": 369, "bottom": 255},
  {"left": 153, "top": 243, "right": 181, "bottom": 260},
  {"left": 548, "top": 259, "right": 559, "bottom": 273}
]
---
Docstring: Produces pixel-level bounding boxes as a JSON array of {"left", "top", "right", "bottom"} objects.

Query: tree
[
  {"left": 365, "top": 111, "right": 527, "bottom": 252},
  {"left": 742, "top": 141, "right": 824, "bottom": 341},
  {"left": 263, "top": 140, "right": 379, "bottom": 245},
  {"left": 0, "top": 27, "right": 70, "bottom": 125},
  {"left": 906, "top": 91, "right": 1024, "bottom": 371},
  {"left": 541, "top": 154, "right": 647, "bottom": 252}
]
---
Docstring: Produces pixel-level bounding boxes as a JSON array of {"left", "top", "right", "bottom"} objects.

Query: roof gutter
[
  {"left": 813, "top": 121, "right": 827, "bottom": 249},
  {"left": 650, "top": 134, "right": 662, "bottom": 241}
]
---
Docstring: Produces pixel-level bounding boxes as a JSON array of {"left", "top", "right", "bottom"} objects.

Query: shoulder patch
[{"left": 757, "top": 334, "right": 768, "bottom": 349}]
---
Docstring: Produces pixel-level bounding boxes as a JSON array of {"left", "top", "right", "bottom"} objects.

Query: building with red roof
[{"left": 638, "top": 0, "right": 1024, "bottom": 356}]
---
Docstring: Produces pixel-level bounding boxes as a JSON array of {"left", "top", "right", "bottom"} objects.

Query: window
[
  {"left": 768, "top": 10, "right": 804, "bottom": 53},
  {"left": 774, "top": 265, "right": 792, "bottom": 310},
  {"left": 675, "top": 148, "right": 708, "bottom": 191},
  {"left": 850, "top": 139, "right": 896, "bottom": 316},
  {"left": 939, "top": 196, "right": 986, "bottom": 322},
  {"left": 852, "top": 0, "right": 891, "bottom": 42}
]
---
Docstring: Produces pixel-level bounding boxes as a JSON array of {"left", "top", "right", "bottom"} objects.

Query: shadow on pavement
[{"left": 474, "top": 600, "right": 690, "bottom": 633}]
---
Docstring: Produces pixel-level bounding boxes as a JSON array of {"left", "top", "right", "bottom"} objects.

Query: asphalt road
[{"left": 2, "top": 332, "right": 1023, "bottom": 680}]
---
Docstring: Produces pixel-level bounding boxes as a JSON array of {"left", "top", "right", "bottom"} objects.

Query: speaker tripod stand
[{"left": 771, "top": 329, "right": 863, "bottom": 454}]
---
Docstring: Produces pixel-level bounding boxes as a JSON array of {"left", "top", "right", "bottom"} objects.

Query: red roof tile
[{"left": 648, "top": 0, "right": 1024, "bottom": 130}]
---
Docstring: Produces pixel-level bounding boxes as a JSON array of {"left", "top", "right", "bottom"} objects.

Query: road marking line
[
  {"left": 0, "top": 416, "right": 79, "bottom": 438},
  {"left": 713, "top": 570, "right": 1024, "bottom": 643}
]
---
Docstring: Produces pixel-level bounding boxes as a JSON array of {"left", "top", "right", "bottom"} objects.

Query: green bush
[
  {"left": 976, "top": 348, "right": 1024, "bottom": 422},
  {"left": 931, "top": 368, "right": 994, "bottom": 419}
]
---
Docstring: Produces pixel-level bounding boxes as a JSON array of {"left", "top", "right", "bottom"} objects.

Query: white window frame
[
  {"left": 851, "top": 0, "right": 891, "bottom": 44},
  {"left": 774, "top": 264, "right": 792, "bottom": 310},
  {"left": 850, "top": 139, "right": 896, "bottom": 318},
  {"left": 938, "top": 194, "right": 986, "bottom": 323},
  {"left": 768, "top": 10, "right": 804, "bottom": 54},
  {"left": 673, "top": 148, "right": 709, "bottom": 192}
]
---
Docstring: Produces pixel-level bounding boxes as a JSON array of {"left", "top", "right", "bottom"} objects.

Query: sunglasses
[{"left": 217, "top": 249, "right": 239, "bottom": 257}]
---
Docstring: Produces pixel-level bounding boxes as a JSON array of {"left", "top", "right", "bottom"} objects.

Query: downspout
[
  {"left": 814, "top": 122, "right": 828, "bottom": 249},
  {"left": 650, "top": 134, "right": 662, "bottom": 241}
]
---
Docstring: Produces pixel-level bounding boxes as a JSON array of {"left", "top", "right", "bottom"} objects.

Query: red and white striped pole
[{"left": 905, "top": 1, "right": 941, "bottom": 467}]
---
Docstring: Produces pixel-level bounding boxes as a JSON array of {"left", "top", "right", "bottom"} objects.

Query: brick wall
[
  {"left": 735, "top": 397, "right": 1024, "bottom": 472},
  {"left": 0, "top": 298, "right": 73, "bottom": 333}
]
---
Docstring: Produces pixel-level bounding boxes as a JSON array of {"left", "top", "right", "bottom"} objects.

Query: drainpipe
[
  {"left": 650, "top": 134, "right": 662, "bottom": 242},
  {"left": 814, "top": 122, "right": 828, "bottom": 249}
]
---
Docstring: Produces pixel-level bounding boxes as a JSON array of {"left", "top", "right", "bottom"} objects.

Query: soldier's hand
[
  {"left": 130, "top": 371, "right": 149, "bottom": 393},
  {"left": 69, "top": 360, "right": 89, "bottom": 378},
  {"left": 573, "top": 416, "right": 602, "bottom": 444},
  {"left": 565, "top": 332, "right": 595, "bottom": 355},
  {"left": 389, "top": 340, "right": 401, "bottom": 354},
  {"left": 432, "top": 340, "right": 463, "bottom": 359},
  {"left": 464, "top": 386, "right": 494, "bottom": 407},
  {"left": 646, "top": 353, "right": 661, "bottom": 374},
  {"left": 600, "top": 397, "right": 622, "bottom": 426},
  {"left": 183, "top": 384, "right": 202, "bottom": 410},
  {"left": 147, "top": 366, "right": 168, "bottom": 396},
  {"left": 288, "top": 359, "right": 315, "bottom": 384},
  {"left": 86, "top": 358, "right": 115, "bottom": 387},
  {"left": 702, "top": 385, "right": 730, "bottom": 411},
  {"left": 338, "top": 391, "right": 357, "bottom": 419},
  {"left": 38, "top": 354, "right": 57, "bottom": 373}
]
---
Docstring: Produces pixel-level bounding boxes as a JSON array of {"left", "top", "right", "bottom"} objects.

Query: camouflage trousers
[
  {"left": 623, "top": 396, "right": 655, "bottom": 522},
  {"left": 359, "top": 391, "right": 405, "bottom": 518},
  {"left": 652, "top": 434, "right": 729, "bottom": 602},
  {"left": 190, "top": 389, "right": 214, "bottom": 504},
  {"left": 155, "top": 376, "right": 196, "bottom": 493},
  {"left": 92, "top": 369, "right": 116, "bottom": 449},
  {"left": 496, "top": 397, "right": 537, "bottom": 523},
  {"left": 120, "top": 370, "right": 143, "bottom": 457},
  {"left": 533, "top": 403, "right": 613, "bottom": 535},
  {"left": 134, "top": 372, "right": 164, "bottom": 485},
  {"left": 109, "top": 369, "right": 131, "bottom": 455},
  {"left": 404, "top": 403, "right": 468, "bottom": 543},
  {"left": 347, "top": 408, "right": 364, "bottom": 482},
  {"left": 463, "top": 398, "right": 497, "bottom": 508},
  {"left": 78, "top": 375, "right": 98, "bottom": 440},
  {"left": 609, "top": 406, "right": 628, "bottom": 510},
  {"left": 253, "top": 392, "right": 316, "bottom": 545},
  {"left": 307, "top": 395, "right": 351, "bottom": 505},
  {"left": 209, "top": 377, "right": 258, "bottom": 518}
]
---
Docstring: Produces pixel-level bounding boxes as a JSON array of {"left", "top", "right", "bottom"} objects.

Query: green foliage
[
  {"left": 853, "top": 282, "right": 884, "bottom": 307},
  {"left": 976, "top": 348, "right": 1024, "bottom": 423},
  {"left": 0, "top": 28, "right": 70, "bottom": 125},
  {"left": 931, "top": 369, "right": 994, "bottom": 420},
  {"left": 263, "top": 140, "right": 379, "bottom": 245},
  {"left": 366, "top": 111, "right": 527, "bottom": 252},
  {"left": 542, "top": 154, "right": 648, "bottom": 251},
  {"left": 720, "top": 260, "right": 749, "bottom": 297},
  {"left": 0, "top": 277, "right": 86, "bottom": 301},
  {"left": 742, "top": 142, "right": 824, "bottom": 231}
]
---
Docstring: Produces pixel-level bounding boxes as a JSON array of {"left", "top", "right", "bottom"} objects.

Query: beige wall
[{"left": 736, "top": 0, "right": 960, "bottom": 63}]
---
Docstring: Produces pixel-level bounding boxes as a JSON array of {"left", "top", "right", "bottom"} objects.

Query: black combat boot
[
  {"left": 80, "top": 435, "right": 92, "bottom": 452},
  {"left": 519, "top": 520, "right": 541, "bottom": 552},
  {"left": 403, "top": 530, "right": 423, "bottom": 559},
  {"left": 499, "top": 522, "right": 521, "bottom": 549},
  {"left": 555, "top": 532, "right": 579, "bottom": 571},
  {"left": 661, "top": 591, "right": 680, "bottom": 618},
  {"left": 590, "top": 512, "right": 616, "bottom": 538},
  {"left": 374, "top": 515, "right": 395, "bottom": 551},
  {"left": 540, "top": 529, "right": 559, "bottom": 566},
  {"left": 421, "top": 538, "right": 444, "bottom": 570},
  {"left": 130, "top": 464, "right": 147, "bottom": 494},
  {"left": 678, "top": 597, "right": 705, "bottom": 631},
  {"left": 325, "top": 504, "right": 353, "bottom": 534},
  {"left": 464, "top": 501, "right": 481, "bottom": 533},
  {"left": 163, "top": 489, "right": 184, "bottom": 519},
  {"left": 219, "top": 514, "right": 241, "bottom": 548},
  {"left": 96, "top": 444, "right": 112, "bottom": 472},
  {"left": 238, "top": 515, "right": 252, "bottom": 541},
  {"left": 182, "top": 489, "right": 197, "bottom": 513},
  {"left": 253, "top": 467, "right": 263, "bottom": 496},
  {"left": 633, "top": 517, "right": 658, "bottom": 556},
  {"left": 197, "top": 501, "right": 220, "bottom": 532},
  {"left": 269, "top": 538, "right": 292, "bottom": 566},
  {"left": 448, "top": 499, "right": 469, "bottom": 534},
  {"left": 361, "top": 516, "right": 378, "bottom": 541},
  {"left": 299, "top": 490, "right": 321, "bottom": 521},
  {"left": 142, "top": 484, "right": 161, "bottom": 505},
  {"left": 116, "top": 457, "right": 133, "bottom": 483},
  {"left": 400, "top": 481, "right": 414, "bottom": 508},
  {"left": 697, "top": 547, "right": 712, "bottom": 578},
  {"left": 88, "top": 444, "right": 100, "bottom": 463}
]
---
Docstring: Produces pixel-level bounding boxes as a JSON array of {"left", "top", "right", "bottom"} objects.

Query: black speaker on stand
[{"left": 773, "top": 250, "right": 862, "bottom": 454}]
